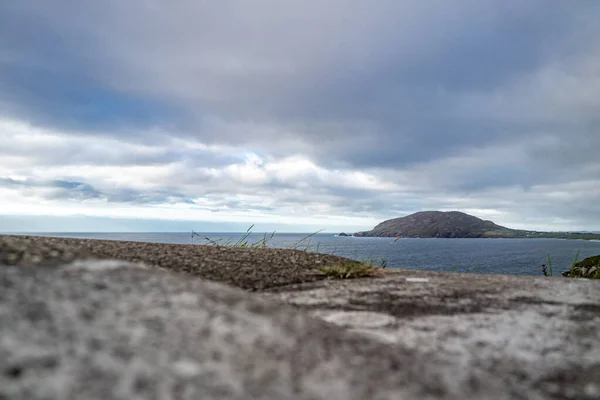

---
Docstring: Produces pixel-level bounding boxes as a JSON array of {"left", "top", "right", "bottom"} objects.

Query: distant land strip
[{"left": 345, "top": 211, "right": 600, "bottom": 240}]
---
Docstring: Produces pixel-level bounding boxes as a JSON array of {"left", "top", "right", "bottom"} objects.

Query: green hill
[{"left": 353, "top": 211, "right": 600, "bottom": 239}]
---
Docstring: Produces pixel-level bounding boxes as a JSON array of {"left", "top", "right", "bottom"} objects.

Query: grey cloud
[
  {"left": 0, "top": 1, "right": 599, "bottom": 229},
  {"left": 0, "top": 178, "right": 102, "bottom": 200},
  {"left": 0, "top": 129, "right": 240, "bottom": 169},
  {"left": 50, "top": 180, "right": 103, "bottom": 199},
  {"left": 104, "top": 189, "right": 191, "bottom": 205},
  {"left": 0, "top": 178, "right": 197, "bottom": 205}
]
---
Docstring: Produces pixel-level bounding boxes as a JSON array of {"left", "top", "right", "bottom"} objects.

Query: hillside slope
[
  {"left": 354, "top": 211, "right": 600, "bottom": 239},
  {"left": 354, "top": 211, "right": 521, "bottom": 238}
]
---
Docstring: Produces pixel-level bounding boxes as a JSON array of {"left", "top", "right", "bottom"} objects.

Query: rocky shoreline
[{"left": 563, "top": 255, "right": 600, "bottom": 279}]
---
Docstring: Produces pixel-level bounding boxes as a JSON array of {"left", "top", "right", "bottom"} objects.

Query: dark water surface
[{"left": 15, "top": 232, "right": 600, "bottom": 276}]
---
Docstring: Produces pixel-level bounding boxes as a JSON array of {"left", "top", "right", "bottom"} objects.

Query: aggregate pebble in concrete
[
  {"left": 262, "top": 270, "right": 600, "bottom": 399},
  {"left": 0, "top": 260, "right": 496, "bottom": 400},
  {"left": 0, "top": 234, "right": 349, "bottom": 290},
  {"left": 1, "top": 235, "right": 600, "bottom": 399}
]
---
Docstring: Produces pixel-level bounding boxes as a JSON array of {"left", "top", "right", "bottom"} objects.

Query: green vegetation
[
  {"left": 543, "top": 254, "right": 554, "bottom": 277},
  {"left": 290, "top": 230, "right": 324, "bottom": 252},
  {"left": 194, "top": 226, "right": 327, "bottom": 252},
  {"left": 562, "top": 254, "right": 600, "bottom": 279},
  {"left": 355, "top": 211, "right": 600, "bottom": 240},
  {"left": 194, "top": 225, "right": 599, "bottom": 280},
  {"left": 515, "top": 232, "right": 600, "bottom": 240},
  {"left": 316, "top": 260, "right": 384, "bottom": 279},
  {"left": 361, "top": 256, "right": 389, "bottom": 269},
  {"left": 193, "top": 225, "right": 275, "bottom": 248},
  {"left": 571, "top": 249, "right": 581, "bottom": 274},
  {"left": 196, "top": 226, "right": 386, "bottom": 280},
  {"left": 542, "top": 249, "right": 587, "bottom": 277}
]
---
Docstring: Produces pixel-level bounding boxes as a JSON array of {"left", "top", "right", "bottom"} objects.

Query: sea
[{"left": 17, "top": 232, "right": 600, "bottom": 277}]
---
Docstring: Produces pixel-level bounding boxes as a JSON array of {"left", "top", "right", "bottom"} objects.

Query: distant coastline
[{"left": 342, "top": 211, "right": 600, "bottom": 241}]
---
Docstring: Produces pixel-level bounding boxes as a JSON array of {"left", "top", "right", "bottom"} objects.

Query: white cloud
[
  {"left": 1, "top": 1, "right": 600, "bottom": 231},
  {"left": 0, "top": 117, "right": 401, "bottom": 228}
]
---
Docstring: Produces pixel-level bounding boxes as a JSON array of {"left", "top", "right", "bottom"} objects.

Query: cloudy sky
[{"left": 1, "top": 1, "right": 599, "bottom": 233}]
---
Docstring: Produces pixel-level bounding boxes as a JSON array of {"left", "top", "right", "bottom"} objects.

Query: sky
[{"left": 1, "top": 1, "right": 599, "bottom": 233}]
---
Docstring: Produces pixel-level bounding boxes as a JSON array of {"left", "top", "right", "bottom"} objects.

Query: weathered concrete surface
[
  {"left": 0, "top": 260, "right": 501, "bottom": 400},
  {"left": 0, "top": 234, "right": 349, "bottom": 290},
  {"left": 262, "top": 270, "right": 600, "bottom": 399},
  {"left": 1, "top": 235, "right": 600, "bottom": 399}
]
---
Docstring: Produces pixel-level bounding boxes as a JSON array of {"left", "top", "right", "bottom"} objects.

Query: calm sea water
[{"left": 19, "top": 232, "right": 600, "bottom": 276}]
